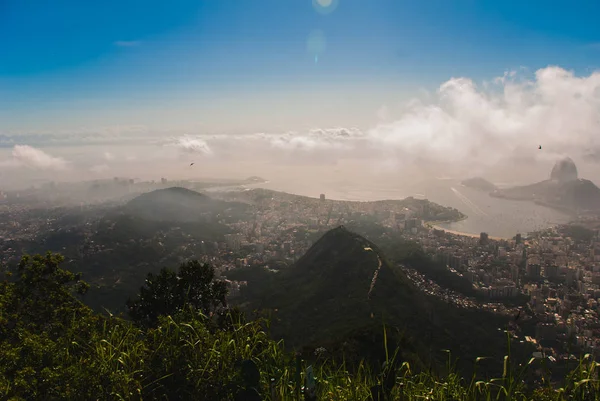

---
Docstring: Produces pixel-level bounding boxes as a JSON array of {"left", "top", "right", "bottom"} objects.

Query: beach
[{"left": 429, "top": 224, "right": 508, "bottom": 241}]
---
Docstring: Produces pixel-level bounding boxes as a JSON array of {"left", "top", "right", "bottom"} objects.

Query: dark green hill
[
  {"left": 124, "top": 187, "right": 249, "bottom": 223},
  {"left": 241, "top": 226, "right": 529, "bottom": 375},
  {"left": 26, "top": 212, "right": 232, "bottom": 314},
  {"left": 18, "top": 188, "right": 248, "bottom": 314}
]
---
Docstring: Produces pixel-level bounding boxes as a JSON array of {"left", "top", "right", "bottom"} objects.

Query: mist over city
[{"left": 3, "top": 1, "right": 600, "bottom": 399}]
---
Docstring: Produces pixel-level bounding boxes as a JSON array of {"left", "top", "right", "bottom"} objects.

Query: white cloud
[
  {"left": 168, "top": 135, "right": 213, "bottom": 155},
  {"left": 152, "top": 67, "right": 600, "bottom": 175},
  {"left": 5, "top": 66, "right": 600, "bottom": 182},
  {"left": 365, "top": 66, "right": 600, "bottom": 168},
  {"left": 103, "top": 151, "right": 115, "bottom": 161},
  {"left": 267, "top": 128, "right": 364, "bottom": 151},
  {"left": 158, "top": 128, "right": 369, "bottom": 166},
  {"left": 4, "top": 145, "right": 69, "bottom": 170}
]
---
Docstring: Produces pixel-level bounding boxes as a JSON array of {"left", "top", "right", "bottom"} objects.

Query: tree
[
  {"left": 1, "top": 252, "right": 90, "bottom": 341},
  {"left": 0, "top": 253, "right": 104, "bottom": 399},
  {"left": 127, "top": 260, "right": 227, "bottom": 327}
]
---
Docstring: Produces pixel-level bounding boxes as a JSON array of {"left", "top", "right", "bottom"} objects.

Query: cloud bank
[
  {"left": 370, "top": 67, "right": 600, "bottom": 168},
  {"left": 168, "top": 135, "right": 213, "bottom": 155},
  {"left": 1, "top": 145, "right": 68, "bottom": 170},
  {"left": 158, "top": 66, "right": 600, "bottom": 174},
  {"left": 3, "top": 66, "right": 600, "bottom": 183}
]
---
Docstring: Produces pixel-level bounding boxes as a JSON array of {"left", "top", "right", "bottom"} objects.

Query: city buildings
[{"left": 3, "top": 182, "right": 600, "bottom": 362}]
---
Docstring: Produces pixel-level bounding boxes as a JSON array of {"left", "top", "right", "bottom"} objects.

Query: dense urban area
[{"left": 3, "top": 178, "right": 600, "bottom": 377}]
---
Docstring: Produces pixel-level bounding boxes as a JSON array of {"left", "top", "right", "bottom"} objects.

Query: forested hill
[{"left": 232, "top": 226, "right": 529, "bottom": 376}]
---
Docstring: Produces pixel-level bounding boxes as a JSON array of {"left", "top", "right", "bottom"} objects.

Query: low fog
[{"left": 2, "top": 66, "right": 600, "bottom": 192}]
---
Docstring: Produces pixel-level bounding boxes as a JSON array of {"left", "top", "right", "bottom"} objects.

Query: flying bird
[
  {"left": 190, "top": 162, "right": 194, "bottom": 166},
  {"left": 539, "top": 145, "right": 542, "bottom": 150}
]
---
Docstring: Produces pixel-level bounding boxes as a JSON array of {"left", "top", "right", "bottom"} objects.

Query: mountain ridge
[
  {"left": 461, "top": 177, "right": 497, "bottom": 192},
  {"left": 490, "top": 157, "right": 600, "bottom": 212},
  {"left": 237, "top": 226, "right": 525, "bottom": 374},
  {"left": 124, "top": 186, "right": 249, "bottom": 222}
]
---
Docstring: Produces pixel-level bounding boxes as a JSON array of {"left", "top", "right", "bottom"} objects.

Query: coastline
[
  {"left": 426, "top": 214, "right": 468, "bottom": 225},
  {"left": 490, "top": 193, "right": 575, "bottom": 216},
  {"left": 230, "top": 183, "right": 565, "bottom": 238},
  {"left": 426, "top": 222, "right": 509, "bottom": 241}
]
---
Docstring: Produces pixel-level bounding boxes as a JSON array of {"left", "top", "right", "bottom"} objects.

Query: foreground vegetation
[{"left": 1, "top": 252, "right": 599, "bottom": 400}]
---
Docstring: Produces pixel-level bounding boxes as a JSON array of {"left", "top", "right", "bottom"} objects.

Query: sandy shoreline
[{"left": 429, "top": 224, "right": 509, "bottom": 241}]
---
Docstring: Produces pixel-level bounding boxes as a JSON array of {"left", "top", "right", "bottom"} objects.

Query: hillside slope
[
  {"left": 492, "top": 179, "right": 600, "bottom": 211},
  {"left": 244, "top": 227, "right": 526, "bottom": 374},
  {"left": 461, "top": 177, "right": 497, "bottom": 192},
  {"left": 490, "top": 158, "right": 600, "bottom": 212},
  {"left": 124, "top": 187, "right": 249, "bottom": 222},
  {"left": 23, "top": 188, "right": 247, "bottom": 314}
]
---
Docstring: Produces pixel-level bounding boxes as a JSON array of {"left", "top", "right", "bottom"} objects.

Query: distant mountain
[
  {"left": 239, "top": 226, "right": 525, "bottom": 373},
  {"left": 124, "top": 187, "right": 249, "bottom": 222},
  {"left": 461, "top": 177, "right": 497, "bottom": 192},
  {"left": 124, "top": 187, "right": 216, "bottom": 222},
  {"left": 491, "top": 157, "right": 600, "bottom": 212},
  {"left": 27, "top": 188, "right": 251, "bottom": 314}
]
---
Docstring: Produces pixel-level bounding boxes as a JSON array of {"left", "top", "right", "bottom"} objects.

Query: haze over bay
[{"left": 212, "top": 170, "right": 571, "bottom": 238}]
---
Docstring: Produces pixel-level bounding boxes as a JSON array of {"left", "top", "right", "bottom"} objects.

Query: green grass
[
  {"left": 3, "top": 252, "right": 599, "bottom": 400},
  {"left": 3, "top": 305, "right": 600, "bottom": 400},
  {"left": 103, "top": 320, "right": 600, "bottom": 400}
]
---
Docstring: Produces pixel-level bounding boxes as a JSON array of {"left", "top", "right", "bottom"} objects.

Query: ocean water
[
  {"left": 410, "top": 180, "right": 571, "bottom": 238},
  {"left": 230, "top": 176, "right": 570, "bottom": 239}
]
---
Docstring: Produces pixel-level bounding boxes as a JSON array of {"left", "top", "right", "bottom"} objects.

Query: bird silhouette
[
  {"left": 538, "top": 145, "right": 542, "bottom": 150},
  {"left": 190, "top": 162, "right": 194, "bottom": 166}
]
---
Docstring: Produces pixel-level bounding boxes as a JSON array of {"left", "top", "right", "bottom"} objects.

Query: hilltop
[
  {"left": 125, "top": 187, "right": 230, "bottom": 221},
  {"left": 461, "top": 177, "right": 497, "bottom": 192},
  {"left": 236, "top": 226, "right": 527, "bottom": 373},
  {"left": 491, "top": 157, "right": 600, "bottom": 213},
  {"left": 122, "top": 186, "right": 251, "bottom": 224},
  {"left": 20, "top": 188, "right": 250, "bottom": 313},
  {"left": 241, "top": 226, "right": 430, "bottom": 366},
  {"left": 493, "top": 179, "right": 600, "bottom": 211}
]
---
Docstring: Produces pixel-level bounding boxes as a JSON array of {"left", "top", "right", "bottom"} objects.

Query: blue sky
[{"left": 2, "top": 0, "right": 600, "bottom": 133}]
